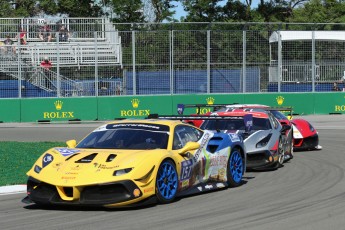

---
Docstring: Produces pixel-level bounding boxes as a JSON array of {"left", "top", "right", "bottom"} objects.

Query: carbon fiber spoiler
[{"left": 147, "top": 114, "right": 244, "bottom": 120}]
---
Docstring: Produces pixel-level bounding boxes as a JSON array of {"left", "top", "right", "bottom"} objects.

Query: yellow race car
[{"left": 22, "top": 119, "right": 246, "bottom": 208}]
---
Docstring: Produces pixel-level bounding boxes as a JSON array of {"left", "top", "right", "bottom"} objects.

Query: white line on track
[{"left": 0, "top": 185, "right": 26, "bottom": 196}]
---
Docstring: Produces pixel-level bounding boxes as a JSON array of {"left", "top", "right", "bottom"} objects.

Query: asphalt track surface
[{"left": 1, "top": 115, "right": 345, "bottom": 230}]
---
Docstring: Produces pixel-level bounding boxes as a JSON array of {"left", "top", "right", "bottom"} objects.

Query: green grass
[{"left": 0, "top": 142, "right": 65, "bottom": 186}]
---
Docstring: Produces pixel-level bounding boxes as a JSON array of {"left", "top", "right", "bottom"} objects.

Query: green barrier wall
[
  {"left": 314, "top": 93, "right": 345, "bottom": 114},
  {"left": 0, "top": 99, "right": 21, "bottom": 122},
  {"left": 1, "top": 93, "right": 345, "bottom": 123},
  {"left": 244, "top": 93, "right": 315, "bottom": 115}
]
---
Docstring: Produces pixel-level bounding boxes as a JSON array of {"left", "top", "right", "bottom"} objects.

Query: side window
[
  {"left": 172, "top": 125, "right": 203, "bottom": 150},
  {"left": 269, "top": 113, "right": 279, "bottom": 129}
]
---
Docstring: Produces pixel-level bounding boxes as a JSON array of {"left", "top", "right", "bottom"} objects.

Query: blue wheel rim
[
  {"left": 229, "top": 151, "right": 243, "bottom": 183},
  {"left": 157, "top": 161, "right": 178, "bottom": 200}
]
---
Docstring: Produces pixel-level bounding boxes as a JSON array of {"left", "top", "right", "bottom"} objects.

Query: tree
[
  {"left": 180, "top": 0, "right": 225, "bottom": 22},
  {"left": 146, "top": 0, "right": 177, "bottom": 22},
  {"left": 58, "top": 0, "right": 104, "bottom": 17},
  {"left": 110, "top": 0, "right": 146, "bottom": 23},
  {"left": 291, "top": 0, "right": 345, "bottom": 24}
]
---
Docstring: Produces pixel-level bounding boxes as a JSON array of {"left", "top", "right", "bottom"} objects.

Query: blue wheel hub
[
  {"left": 157, "top": 162, "right": 178, "bottom": 200},
  {"left": 230, "top": 151, "right": 243, "bottom": 183}
]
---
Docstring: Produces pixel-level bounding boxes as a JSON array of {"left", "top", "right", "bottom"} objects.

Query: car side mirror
[
  {"left": 66, "top": 139, "right": 77, "bottom": 148},
  {"left": 280, "top": 124, "right": 291, "bottom": 134},
  {"left": 178, "top": 141, "right": 200, "bottom": 156}
]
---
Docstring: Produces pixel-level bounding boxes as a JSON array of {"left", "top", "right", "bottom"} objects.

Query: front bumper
[
  {"left": 24, "top": 177, "right": 147, "bottom": 207},
  {"left": 246, "top": 150, "right": 277, "bottom": 170},
  {"left": 294, "top": 134, "right": 319, "bottom": 150}
]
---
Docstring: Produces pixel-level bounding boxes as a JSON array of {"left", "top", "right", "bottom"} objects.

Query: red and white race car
[{"left": 177, "top": 103, "right": 322, "bottom": 151}]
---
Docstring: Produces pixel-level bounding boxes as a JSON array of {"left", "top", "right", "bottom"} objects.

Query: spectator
[
  {"left": 332, "top": 82, "right": 340, "bottom": 91},
  {"left": 58, "top": 25, "right": 70, "bottom": 42},
  {"left": 39, "top": 22, "right": 52, "bottom": 42},
  {"left": 0, "top": 41, "right": 5, "bottom": 54},
  {"left": 40, "top": 57, "right": 53, "bottom": 89},
  {"left": 3, "top": 35, "right": 16, "bottom": 54},
  {"left": 15, "top": 27, "right": 27, "bottom": 45}
]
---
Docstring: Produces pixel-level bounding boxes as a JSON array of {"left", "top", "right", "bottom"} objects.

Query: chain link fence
[{"left": 1, "top": 20, "right": 345, "bottom": 98}]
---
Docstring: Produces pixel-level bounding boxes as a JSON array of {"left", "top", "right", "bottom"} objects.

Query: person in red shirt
[
  {"left": 40, "top": 57, "right": 53, "bottom": 89},
  {"left": 16, "top": 27, "right": 27, "bottom": 45}
]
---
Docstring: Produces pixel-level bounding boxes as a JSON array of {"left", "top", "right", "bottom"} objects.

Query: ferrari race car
[
  {"left": 198, "top": 110, "right": 293, "bottom": 170},
  {"left": 215, "top": 104, "right": 322, "bottom": 151},
  {"left": 178, "top": 103, "right": 321, "bottom": 151},
  {"left": 22, "top": 119, "right": 246, "bottom": 208}
]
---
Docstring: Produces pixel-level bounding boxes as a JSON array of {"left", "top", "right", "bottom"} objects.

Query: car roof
[
  {"left": 107, "top": 119, "right": 184, "bottom": 126},
  {"left": 225, "top": 104, "right": 269, "bottom": 109}
]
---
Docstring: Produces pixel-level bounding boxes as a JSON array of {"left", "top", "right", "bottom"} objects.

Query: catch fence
[{"left": 1, "top": 20, "right": 345, "bottom": 98}]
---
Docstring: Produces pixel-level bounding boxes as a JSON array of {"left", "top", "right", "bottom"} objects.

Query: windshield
[
  {"left": 271, "top": 111, "right": 289, "bottom": 120},
  {"left": 201, "top": 117, "right": 271, "bottom": 131},
  {"left": 76, "top": 123, "right": 169, "bottom": 150}
]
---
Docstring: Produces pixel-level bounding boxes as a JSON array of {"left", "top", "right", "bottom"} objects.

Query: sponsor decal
[
  {"left": 61, "top": 176, "right": 76, "bottom": 180},
  {"left": 96, "top": 164, "right": 118, "bottom": 170},
  {"left": 133, "top": 189, "right": 141, "bottom": 197},
  {"left": 144, "top": 187, "right": 154, "bottom": 193},
  {"left": 229, "top": 133, "right": 240, "bottom": 142},
  {"left": 120, "top": 98, "right": 151, "bottom": 117},
  {"left": 197, "top": 186, "right": 202, "bottom": 191},
  {"left": 42, "top": 153, "right": 53, "bottom": 168},
  {"left": 276, "top": 96, "right": 284, "bottom": 105},
  {"left": 55, "top": 148, "right": 80, "bottom": 157},
  {"left": 205, "top": 184, "right": 213, "bottom": 189},
  {"left": 65, "top": 172, "right": 78, "bottom": 175},
  {"left": 182, "top": 180, "right": 189, "bottom": 188},
  {"left": 244, "top": 114, "right": 253, "bottom": 132},
  {"left": 43, "top": 100, "right": 75, "bottom": 119},
  {"left": 180, "top": 159, "right": 193, "bottom": 180},
  {"left": 209, "top": 155, "right": 228, "bottom": 167},
  {"left": 216, "top": 183, "right": 226, "bottom": 188},
  {"left": 177, "top": 104, "right": 185, "bottom": 115},
  {"left": 194, "top": 132, "right": 211, "bottom": 162}
]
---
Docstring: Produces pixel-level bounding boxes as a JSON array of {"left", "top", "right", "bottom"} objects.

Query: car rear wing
[
  {"left": 177, "top": 103, "right": 238, "bottom": 115},
  {"left": 147, "top": 114, "right": 244, "bottom": 120},
  {"left": 147, "top": 113, "right": 254, "bottom": 132}
]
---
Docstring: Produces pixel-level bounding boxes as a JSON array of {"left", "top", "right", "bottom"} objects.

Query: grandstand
[{"left": 0, "top": 17, "right": 122, "bottom": 97}]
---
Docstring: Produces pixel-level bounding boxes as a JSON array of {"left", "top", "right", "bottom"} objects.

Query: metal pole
[
  {"left": 278, "top": 31, "right": 282, "bottom": 92},
  {"left": 132, "top": 30, "right": 136, "bottom": 95},
  {"left": 312, "top": 30, "right": 315, "bottom": 92},
  {"left": 95, "top": 31, "right": 99, "bottom": 96},
  {"left": 18, "top": 32, "right": 22, "bottom": 98},
  {"left": 56, "top": 32, "right": 60, "bottom": 97},
  {"left": 170, "top": 30, "right": 173, "bottom": 95},
  {"left": 207, "top": 30, "right": 210, "bottom": 94},
  {"left": 242, "top": 30, "right": 246, "bottom": 93}
]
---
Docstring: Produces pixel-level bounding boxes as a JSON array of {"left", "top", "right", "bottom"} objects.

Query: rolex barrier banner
[
  {"left": 97, "top": 95, "right": 173, "bottom": 120},
  {"left": 20, "top": 98, "right": 98, "bottom": 122},
  {"left": 1, "top": 93, "right": 345, "bottom": 123}
]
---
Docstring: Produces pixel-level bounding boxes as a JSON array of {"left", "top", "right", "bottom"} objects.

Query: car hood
[{"left": 27, "top": 147, "right": 165, "bottom": 186}]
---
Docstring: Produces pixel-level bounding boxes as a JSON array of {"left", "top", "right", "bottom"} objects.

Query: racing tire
[
  {"left": 156, "top": 159, "right": 178, "bottom": 204},
  {"left": 227, "top": 148, "right": 244, "bottom": 187},
  {"left": 276, "top": 137, "right": 285, "bottom": 168},
  {"left": 285, "top": 132, "right": 294, "bottom": 162}
]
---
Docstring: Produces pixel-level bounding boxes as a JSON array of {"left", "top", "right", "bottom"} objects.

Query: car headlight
[
  {"left": 256, "top": 134, "right": 272, "bottom": 148},
  {"left": 308, "top": 122, "right": 315, "bottom": 132},
  {"left": 113, "top": 168, "right": 133, "bottom": 176},
  {"left": 34, "top": 165, "right": 42, "bottom": 174}
]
